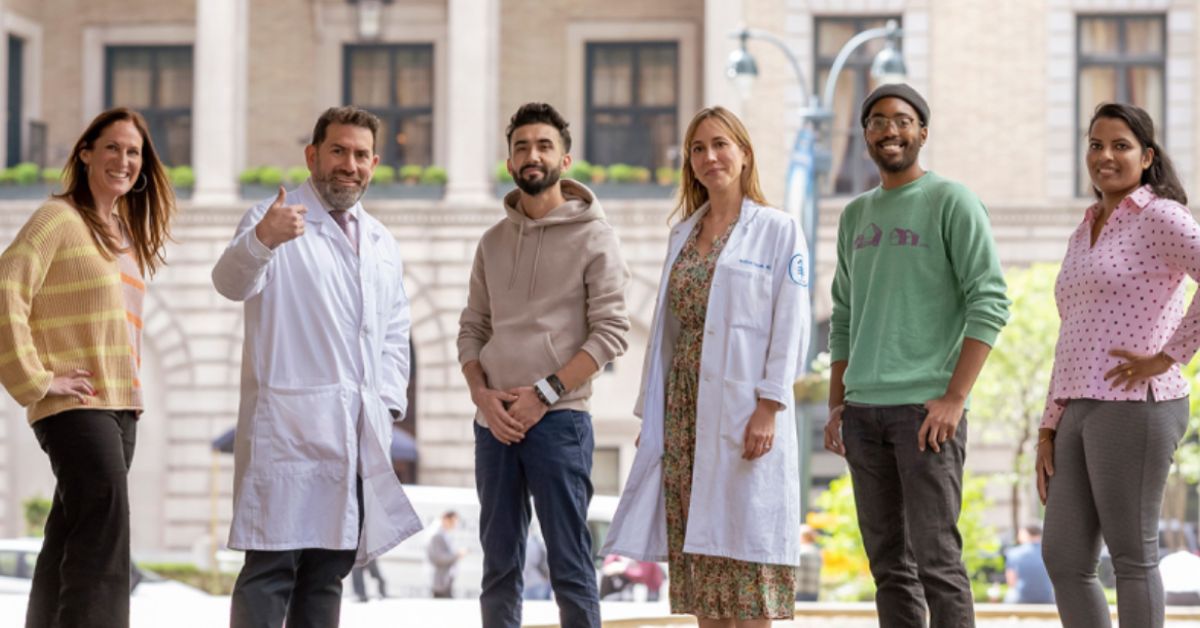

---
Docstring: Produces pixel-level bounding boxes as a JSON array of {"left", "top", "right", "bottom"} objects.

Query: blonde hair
[{"left": 669, "top": 106, "right": 768, "bottom": 223}]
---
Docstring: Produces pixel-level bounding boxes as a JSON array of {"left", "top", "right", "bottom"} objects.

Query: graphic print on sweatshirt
[{"left": 853, "top": 222, "right": 929, "bottom": 250}]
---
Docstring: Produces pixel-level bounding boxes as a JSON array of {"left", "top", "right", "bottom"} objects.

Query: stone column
[
  {"left": 443, "top": 0, "right": 498, "bottom": 206},
  {"left": 191, "top": 0, "right": 246, "bottom": 206}
]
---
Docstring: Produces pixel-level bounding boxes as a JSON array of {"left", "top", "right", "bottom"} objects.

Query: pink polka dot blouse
[{"left": 1042, "top": 185, "right": 1200, "bottom": 429}]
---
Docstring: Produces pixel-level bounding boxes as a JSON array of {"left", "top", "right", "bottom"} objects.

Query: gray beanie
[{"left": 860, "top": 83, "right": 930, "bottom": 128}]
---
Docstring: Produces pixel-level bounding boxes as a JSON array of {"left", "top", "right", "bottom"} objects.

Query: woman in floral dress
[{"left": 603, "top": 106, "right": 810, "bottom": 627}]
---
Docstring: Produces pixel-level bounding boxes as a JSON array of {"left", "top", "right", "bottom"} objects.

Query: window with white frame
[
  {"left": 585, "top": 41, "right": 679, "bottom": 171},
  {"left": 344, "top": 43, "right": 434, "bottom": 168},
  {"left": 104, "top": 45, "right": 193, "bottom": 167}
]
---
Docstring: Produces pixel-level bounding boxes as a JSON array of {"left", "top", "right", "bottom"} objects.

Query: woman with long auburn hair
[
  {"left": 0, "top": 107, "right": 174, "bottom": 628},
  {"left": 604, "top": 106, "right": 810, "bottom": 627}
]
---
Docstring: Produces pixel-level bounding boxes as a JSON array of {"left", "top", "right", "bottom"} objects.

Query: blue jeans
[{"left": 474, "top": 409, "right": 600, "bottom": 628}]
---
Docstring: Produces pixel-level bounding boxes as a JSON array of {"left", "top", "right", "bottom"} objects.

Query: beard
[
  {"left": 312, "top": 160, "right": 368, "bottom": 210},
  {"left": 867, "top": 138, "right": 921, "bottom": 174},
  {"left": 514, "top": 163, "right": 562, "bottom": 196}
]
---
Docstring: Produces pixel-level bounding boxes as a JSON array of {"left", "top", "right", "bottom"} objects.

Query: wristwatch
[{"left": 534, "top": 377, "right": 561, "bottom": 406}]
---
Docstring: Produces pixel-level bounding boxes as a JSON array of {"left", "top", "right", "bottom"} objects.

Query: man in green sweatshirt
[
  {"left": 822, "top": 84, "right": 1009, "bottom": 628},
  {"left": 458, "top": 102, "right": 630, "bottom": 628}
]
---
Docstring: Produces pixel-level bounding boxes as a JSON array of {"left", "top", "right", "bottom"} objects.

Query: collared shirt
[{"left": 1041, "top": 185, "right": 1200, "bottom": 429}]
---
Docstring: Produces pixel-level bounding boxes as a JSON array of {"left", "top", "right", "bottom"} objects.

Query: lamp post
[{"left": 728, "top": 20, "right": 906, "bottom": 515}]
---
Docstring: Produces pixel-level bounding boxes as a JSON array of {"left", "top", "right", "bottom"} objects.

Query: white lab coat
[
  {"left": 601, "top": 199, "right": 810, "bottom": 566},
  {"left": 212, "top": 180, "right": 422, "bottom": 565}
]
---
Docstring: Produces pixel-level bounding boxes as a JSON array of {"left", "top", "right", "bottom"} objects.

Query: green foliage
[
  {"left": 1, "top": 162, "right": 42, "bottom": 185},
  {"left": 793, "top": 351, "right": 832, "bottom": 402},
  {"left": 169, "top": 165, "right": 195, "bottom": 188},
  {"left": 22, "top": 495, "right": 50, "bottom": 536},
  {"left": 971, "top": 263, "right": 1061, "bottom": 530},
  {"left": 41, "top": 167, "right": 63, "bottom": 185},
  {"left": 494, "top": 160, "right": 514, "bottom": 183},
  {"left": 629, "top": 166, "right": 651, "bottom": 184},
  {"left": 137, "top": 562, "right": 237, "bottom": 596},
  {"left": 257, "top": 166, "right": 284, "bottom": 187},
  {"left": 238, "top": 167, "right": 261, "bottom": 185},
  {"left": 373, "top": 164, "right": 396, "bottom": 185},
  {"left": 284, "top": 166, "right": 309, "bottom": 185},
  {"left": 606, "top": 163, "right": 637, "bottom": 183},
  {"left": 399, "top": 164, "right": 423, "bottom": 183},
  {"left": 420, "top": 165, "right": 447, "bottom": 185},
  {"left": 656, "top": 166, "right": 680, "bottom": 186},
  {"left": 565, "top": 160, "right": 593, "bottom": 182},
  {"left": 1177, "top": 290, "right": 1200, "bottom": 484},
  {"left": 809, "top": 472, "right": 1002, "bottom": 602},
  {"left": 589, "top": 165, "right": 607, "bottom": 184}
]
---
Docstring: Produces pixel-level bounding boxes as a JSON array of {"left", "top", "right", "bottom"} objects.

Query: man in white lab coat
[{"left": 213, "top": 106, "right": 422, "bottom": 628}]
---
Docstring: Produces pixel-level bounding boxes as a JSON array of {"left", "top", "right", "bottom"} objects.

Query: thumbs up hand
[{"left": 254, "top": 186, "right": 308, "bottom": 249}]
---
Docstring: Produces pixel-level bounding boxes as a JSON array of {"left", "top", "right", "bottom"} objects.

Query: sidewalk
[{"left": 2, "top": 594, "right": 1198, "bottom": 627}]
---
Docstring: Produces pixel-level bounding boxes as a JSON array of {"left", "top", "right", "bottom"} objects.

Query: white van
[{"left": 372, "top": 486, "right": 619, "bottom": 599}]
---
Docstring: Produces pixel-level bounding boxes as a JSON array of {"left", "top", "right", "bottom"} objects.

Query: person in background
[
  {"left": 1003, "top": 524, "right": 1053, "bottom": 604},
  {"left": 351, "top": 559, "right": 388, "bottom": 603},
  {"left": 0, "top": 107, "right": 175, "bottom": 628},
  {"left": 522, "top": 526, "right": 552, "bottom": 601},
  {"left": 795, "top": 525, "right": 822, "bottom": 602},
  {"left": 428, "top": 510, "right": 467, "bottom": 598}
]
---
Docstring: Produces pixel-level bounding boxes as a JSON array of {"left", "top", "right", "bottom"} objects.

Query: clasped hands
[{"left": 473, "top": 385, "right": 549, "bottom": 445}]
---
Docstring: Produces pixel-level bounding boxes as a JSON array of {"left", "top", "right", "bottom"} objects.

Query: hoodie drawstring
[
  {"left": 508, "top": 221, "right": 525, "bottom": 290},
  {"left": 529, "top": 226, "right": 546, "bottom": 299}
]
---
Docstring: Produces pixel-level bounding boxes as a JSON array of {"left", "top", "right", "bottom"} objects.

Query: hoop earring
[{"left": 131, "top": 172, "right": 148, "bottom": 194}]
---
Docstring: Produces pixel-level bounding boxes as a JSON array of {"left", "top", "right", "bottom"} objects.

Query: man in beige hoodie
[{"left": 458, "top": 102, "right": 630, "bottom": 628}]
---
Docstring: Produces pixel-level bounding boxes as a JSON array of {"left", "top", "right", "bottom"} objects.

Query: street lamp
[{"left": 728, "top": 19, "right": 906, "bottom": 515}]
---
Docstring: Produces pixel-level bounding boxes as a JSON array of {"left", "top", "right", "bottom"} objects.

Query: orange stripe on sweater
[
  {"left": 126, "top": 312, "right": 143, "bottom": 329},
  {"left": 120, "top": 273, "right": 145, "bottom": 291}
]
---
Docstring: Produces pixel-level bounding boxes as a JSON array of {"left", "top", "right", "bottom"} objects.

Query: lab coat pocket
[
  {"left": 256, "top": 383, "right": 348, "bottom": 472},
  {"left": 726, "top": 268, "right": 772, "bottom": 332},
  {"left": 720, "top": 379, "right": 758, "bottom": 446}
]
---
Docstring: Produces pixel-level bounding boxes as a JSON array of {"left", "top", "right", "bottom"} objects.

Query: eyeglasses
[{"left": 864, "top": 116, "right": 920, "bottom": 133}]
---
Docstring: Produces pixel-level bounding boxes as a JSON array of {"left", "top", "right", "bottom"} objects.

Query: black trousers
[
  {"left": 27, "top": 409, "right": 138, "bottom": 628},
  {"left": 229, "top": 479, "right": 362, "bottom": 628}
]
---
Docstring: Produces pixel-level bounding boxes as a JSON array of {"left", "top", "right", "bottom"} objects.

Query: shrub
[
  {"left": 10, "top": 162, "right": 40, "bottom": 185},
  {"left": 238, "top": 167, "right": 261, "bottom": 185},
  {"left": 22, "top": 495, "right": 50, "bottom": 536},
  {"left": 494, "top": 160, "right": 514, "bottom": 183},
  {"left": 42, "top": 167, "right": 63, "bottom": 185},
  {"left": 656, "top": 166, "right": 679, "bottom": 186},
  {"left": 420, "top": 165, "right": 447, "bottom": 185},
  {"left": 399, "top": 164, "right": 423, "bottom": 184},
  {"left": 257, "top": 166, "right": 284, "bottom": 187},
  {"left": 373, "top": 164, "right": 396, "bottom": 185},
  {"left": 565, "top": 160, "right": 593, "bottom": 182},
  {"left": 606, "top": 163, "right": 637, "bottom": 183},
  {"left": 284, "top": 166, "right": 309, "bottom": 186},
  {"left": 630, "top": 166, "right": 651, "bottom": 184},
  {"left": 589, "top": 165, "right": 607, "bottom": 184},
  {"left": 169, "top": 165, "right": 195, "bottom": 188}
]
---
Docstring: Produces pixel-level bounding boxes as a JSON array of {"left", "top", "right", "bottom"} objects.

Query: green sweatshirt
[{"left": 829, "top": 171, "right": 1010, "bottom": 406}]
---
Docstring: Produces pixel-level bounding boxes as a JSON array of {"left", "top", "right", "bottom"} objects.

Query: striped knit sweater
[{"left": 0, "top": 199, "right": 144, "bottom": 424}]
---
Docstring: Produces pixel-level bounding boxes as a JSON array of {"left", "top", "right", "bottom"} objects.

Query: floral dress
[{"left": 662, "top": 216, "right": 796, "bottom": 619}]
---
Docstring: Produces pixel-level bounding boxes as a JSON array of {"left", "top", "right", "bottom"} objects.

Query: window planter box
[{"left": 492, "top": 182, "right": 676, "bottom": 200}]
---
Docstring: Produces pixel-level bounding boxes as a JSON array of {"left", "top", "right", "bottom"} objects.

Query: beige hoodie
[{"left": 458, "top": 180, "right": 631, "bottom": 423}]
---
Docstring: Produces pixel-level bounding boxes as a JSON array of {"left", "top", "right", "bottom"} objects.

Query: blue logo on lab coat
[{"left": 788, "top": 253, "right": 808, "bottom": 287}]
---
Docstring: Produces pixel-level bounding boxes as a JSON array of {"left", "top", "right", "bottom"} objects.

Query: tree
[{"left": 972, "top": 263, "right": 1060, "bottom": 536}]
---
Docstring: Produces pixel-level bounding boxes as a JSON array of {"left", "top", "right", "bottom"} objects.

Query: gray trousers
[
  {"left": 842, "top": 404, "right": 975, "bottom": 628},
  {"left": 1043, "top": 395, "right": 1189, "bottom": 628}
]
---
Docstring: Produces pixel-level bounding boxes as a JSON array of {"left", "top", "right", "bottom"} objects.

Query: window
[
  {"left": 814, "top": 16, "right": 902, "bottom": 196},
  {"left": 1076, "top": 15, "right": 1166, "bottom": 195},
  {"left": 585, "top": 42, "right": 679, "bottom": 171},
  {"left": 105, "top": 45, "right": 193, "bottom": 167},
  {"left": 344, "top": 44, "right": 434, "bottom": 168}
]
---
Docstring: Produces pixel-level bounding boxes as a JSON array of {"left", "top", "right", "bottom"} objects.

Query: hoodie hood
[{"left": 501, "top": 179, "right": 606, "bottom": 295}]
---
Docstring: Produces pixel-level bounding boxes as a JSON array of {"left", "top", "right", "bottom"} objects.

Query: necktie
[{"left": 329, "top": 210, "right": 357, "bottom": 254}]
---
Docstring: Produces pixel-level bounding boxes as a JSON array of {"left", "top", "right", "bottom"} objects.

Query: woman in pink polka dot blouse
[{"left": 1036, "top": 102, "right": 1197, "bottom": 628}]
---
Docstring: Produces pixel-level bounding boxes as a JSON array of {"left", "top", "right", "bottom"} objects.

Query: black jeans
[
  {"left": 841, "top": 403, "right": 975, "bottom": 628},
  {"left": 229, "top": 479, "right": 362, "bottom": 628},
  {"left": 474, "top": 410, "right": 600, "bottom": 628},
  {"left": 27, "top": 409, "right": 138, "bottom": 628}
]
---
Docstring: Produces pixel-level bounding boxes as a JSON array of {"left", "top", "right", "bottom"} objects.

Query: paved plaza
[{"left": 0, "top": 594, "right": 1197, "bottom": 627}]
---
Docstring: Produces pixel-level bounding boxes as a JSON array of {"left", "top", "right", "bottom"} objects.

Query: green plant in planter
[
  {"left": 420, "top": 165, "right": 447, "bottom": 185},
  {"left": 257, "top": 166, "right": 284, "bottom": 187},
  {"left": 238, "top": 167, "right": 261, "bottom": 185},
  {"left": 399, "top": 164, "right": 423, "bottom": 185},
  {"left": 8, "top": 162, "right": 41, "bottom": 185},
  {"left": 42, "top": 167, "right": 63, "bottom": 185},
  {"left": 606, "top": 163, "right": 637, "bottom": 184},
  {"left": 494, "top": 160, "right": 514, "bottom": 183},
  {"left": 565, "top": 160, "right": 593, "bottom": 182},
  {"left": 656, "top": 166, "right": 680, "bottom": 186},
  {"left": 284, "top": 166, "right": 309, "bottom": 185},
  {"left": 23, "top": 495, "right": 50, "bottom": 536},
  {"left": 373, "top": 164, "right": 396, "bottom": 185},
  {"left": 630, "top": 166, "right": 651, "bottom": 184},
  {"left": 169, "top": 165, "right": 195, "bottom": 188},
  {"left": 589, "top": 165, "right": 608, "bottom": 184}
]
